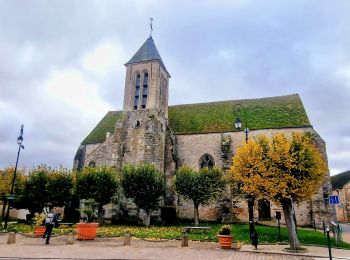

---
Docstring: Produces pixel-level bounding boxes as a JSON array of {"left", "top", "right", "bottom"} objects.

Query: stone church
[{"left": 74, "top": 35, "right": 335, "bottom": 226}]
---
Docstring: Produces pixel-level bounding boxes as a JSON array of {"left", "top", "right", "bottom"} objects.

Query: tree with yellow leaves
[
  {"left": 229, "top": 132, "right": 326, "bottom": 250},
  {"left": 0, "top": 167, "right": 26, "bottom": 224}
]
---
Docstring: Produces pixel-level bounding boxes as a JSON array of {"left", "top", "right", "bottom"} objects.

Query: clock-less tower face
[{"left": 123, "top": 36, "right": 170, "bottom": 118}]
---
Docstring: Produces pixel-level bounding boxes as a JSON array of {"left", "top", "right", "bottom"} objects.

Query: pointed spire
[
  {"left": 125, "top": 37, "right": 169, "bottom": 75},
  {"left": 149, "top": 17, "right": 153, "bottom": 37}
]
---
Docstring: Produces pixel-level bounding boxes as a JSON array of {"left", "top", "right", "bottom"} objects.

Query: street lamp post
[
  {"left": 4, "top": 125, "right": 24, "bottom": 229},
  {"left": 233, "top": 104, "right": 257, "bottom": 248}
]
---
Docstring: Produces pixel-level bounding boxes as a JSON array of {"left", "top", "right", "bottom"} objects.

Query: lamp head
[
  {"left": 17, "top": 135, "right": 23, "bottom": 145},
  {"left": 234, "top": 117, "right": 242, "bottom": 130}
]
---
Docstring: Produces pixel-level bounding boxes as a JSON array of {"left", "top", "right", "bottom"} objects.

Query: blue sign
[{"left": 329, "top": 195, "right": 340, "bottom": 205}]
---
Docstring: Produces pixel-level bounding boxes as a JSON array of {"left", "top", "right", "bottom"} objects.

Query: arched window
[
  {"left": 141, "top": 72, "right": 148, "bottom": 109},
  {"left": 159, "top": 77, "right": 163, "bottom": 109},
  {"left": 199, "top": 153, "right": 215, "bottom": 169},
  {"left": 133, "top": 74, "right": 141, "bottom": 110}
]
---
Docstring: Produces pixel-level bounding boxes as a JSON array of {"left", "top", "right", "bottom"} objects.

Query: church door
[{"left": 258, "top": 199, "right": 271, "bottom": 221}]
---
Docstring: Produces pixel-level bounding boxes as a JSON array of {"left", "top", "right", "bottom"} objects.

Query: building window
[
  {"left": 134, "top": 74, "right": 141, "bottom": 110},
  {"left": 199, "top": 153, "right": 215, "bottom": 169},
  {"left": 141, "top": 72, "right": 148, "bottom": 109}
]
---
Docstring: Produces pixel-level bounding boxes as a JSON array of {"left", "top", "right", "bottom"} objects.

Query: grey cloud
[{"left": 0, "top": 0, "right": 349, "bottom": 175}]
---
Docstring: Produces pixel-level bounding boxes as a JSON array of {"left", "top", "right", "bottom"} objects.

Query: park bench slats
[{"left": 183, "top": 226, "right": 211, "bottom": 233}]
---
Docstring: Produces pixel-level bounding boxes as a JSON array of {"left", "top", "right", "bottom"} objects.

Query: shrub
[{"left": 218, "top": 225, "right": 231, "bottom": 235}]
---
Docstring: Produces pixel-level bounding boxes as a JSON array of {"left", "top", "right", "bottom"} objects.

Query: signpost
[{"left": 329, "top": 195, "right": 340, "bottom": 205}]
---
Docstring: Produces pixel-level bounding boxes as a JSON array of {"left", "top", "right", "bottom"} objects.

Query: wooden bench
[
  {"left": 183, "top": 226, "right": 211, "bottom": 234},
  {"left": 58, "top": 222, "right": 75, "bottom": 227}
]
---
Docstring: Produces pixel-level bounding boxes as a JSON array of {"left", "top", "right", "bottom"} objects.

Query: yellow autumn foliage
[
  {"left": 0, "top": 167, "right": 26, "bottom": 196},
  {"left": 229, "top": 132, "right": 327, "bottom": 203}
]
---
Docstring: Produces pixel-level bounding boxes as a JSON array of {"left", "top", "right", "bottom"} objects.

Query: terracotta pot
[
  {"left": 76, "top": 223, "right": 99, "bottom": 240},
  {"left": 217, "top": 234, "right": 233, "bottom": 249},
  {"left": 34, "top": 226, "right": 46, "bottom": 237}
]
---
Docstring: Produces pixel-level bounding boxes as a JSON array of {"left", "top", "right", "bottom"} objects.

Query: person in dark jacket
[{"left": 43, "top": 209, "right": 58, "bottom": 244}]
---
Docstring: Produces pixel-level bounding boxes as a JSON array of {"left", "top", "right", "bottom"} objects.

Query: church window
[
  {"left": 199, "top": 154, "right": 215, "bottom": 169},
  {"left": 141, "top": 72, "right": 148, "bottom": 109},
  {"left": 88, "top": 161, "right": 96, "bottom": 167},
  {"left": 134, "top": 74, "right": 141, "bottom": 110},
  {"left": 134, "top": 119, "right": 141, "bottom": 128}
]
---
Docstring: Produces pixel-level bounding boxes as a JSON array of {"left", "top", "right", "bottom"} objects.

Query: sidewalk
[{"left": 0, "top": 233, "right": 349, "bottom": 260}]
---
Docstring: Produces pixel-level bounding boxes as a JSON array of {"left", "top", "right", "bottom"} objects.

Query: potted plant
[
  {"left": 217, "top": 225, "right": 233, "bottom": 249},
  {"left": 76, "top": 199, "right": 99, "bottom": 240},
  {"left": 33, "top": 212, "right": 46, "bottom": 237}
]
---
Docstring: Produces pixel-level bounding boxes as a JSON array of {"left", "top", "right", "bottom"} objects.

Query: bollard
[
  {"left": 326, "top": 227, "right": 332, "bottom": 260},
  {"left": 181, "top": 234, "right": 188, "bottom": 247},
  {"left": 323, "top": 221, "right": 326, "bottom": 235},
  {"left": 7, "top": 232, "right": 16, "bottom": 244},
  {"left": 313, "top": 219, "right": 316, "bottom": 231},
  {"left": 66, "top": 233, "right": 74, "bottom": 245},
  {"left": 123, "top": 233, "right": 131, "bottom": 246}
]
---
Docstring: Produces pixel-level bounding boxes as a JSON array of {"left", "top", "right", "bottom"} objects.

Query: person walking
[{"left": 43, "top": 209, "right": 58, "bottom": 244}]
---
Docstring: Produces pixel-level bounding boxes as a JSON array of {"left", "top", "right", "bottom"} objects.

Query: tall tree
[
  {"left": 229, "top": 132, "right": 326, "bottom": 250},
  {"left": 121, "top": 164, "right": 166, "bottom": 227},
  {"left": 20, "top": 166, "right": 49, "bottom": 215},
  {"left": 0, "top": 167, "right": 26, "bottom": 223},
  {"left": 75, "top": 166, "right": 119, "bottom": 223},
  {"left": 175, "top": 166, "right": 226, "bottom": 226},
  {"left": 46, "top": 168, "right": 73, "bottom": 208}
]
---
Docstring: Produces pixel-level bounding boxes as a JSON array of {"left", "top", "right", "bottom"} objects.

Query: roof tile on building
[
  {"left": 125, "top": 36, "right": 168, "bottom": 74},
  {"left": 331, "top": 171, "right": 350, "bottom": 189},
  {"left": 82, "top": 94, "right": 311, "bottom": 144}
]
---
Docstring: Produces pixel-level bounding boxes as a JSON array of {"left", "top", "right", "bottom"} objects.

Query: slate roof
[
  {"left": 125, "top": 36, "right": 169, "bottom": 75},
  {"left": 81, "top": 94, "right": 311, "bottom": 144},
  {"left": 331, "top": 171, "right": 350, "bottom": 189}
]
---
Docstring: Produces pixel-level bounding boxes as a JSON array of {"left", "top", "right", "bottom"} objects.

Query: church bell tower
[
  {"left": 123, "top": 36, "right": 170, "bottom": 117},
  {"left": 117, "top": 34, "right": 171, "bottom": 171}
]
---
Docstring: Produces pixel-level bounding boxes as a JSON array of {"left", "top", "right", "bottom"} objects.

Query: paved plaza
[{"left": 0, "top": 232, "right": 350, "bottom": 260}]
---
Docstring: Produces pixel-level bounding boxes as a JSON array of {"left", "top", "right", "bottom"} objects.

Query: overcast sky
[{"left": 1, "top": 0, "right": 349, "bottom": 175}]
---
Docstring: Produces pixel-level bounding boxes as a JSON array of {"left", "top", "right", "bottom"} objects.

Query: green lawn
[{"left": 4, "top": 222, "right": 350, "bottom": 249}]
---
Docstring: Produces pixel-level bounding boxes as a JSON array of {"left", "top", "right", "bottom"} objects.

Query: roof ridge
[{"left": 169, "top": 93, "right": 300, "bottom": 107}]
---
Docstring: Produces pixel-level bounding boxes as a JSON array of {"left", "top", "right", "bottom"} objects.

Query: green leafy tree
[
  {"left": 121, "top": 164, "right": 166, "bottom": 227},
  {"left": 229, "top": 132, "right": 326, "bottom": 250},
  {"left": 75, "top": 166, "right": 119, "bottom": 223},
  {"left": 14, "top": 166, "right": 74, "bottom": 217},
  {"left": 46, "top": 168, "right": 73, "bottom": 208},
  {"left": 175, "top": 166, "right": 226, "bottom": 226},
  {"left": 20, "top": 166, "right": 49, "bottom": 215}
]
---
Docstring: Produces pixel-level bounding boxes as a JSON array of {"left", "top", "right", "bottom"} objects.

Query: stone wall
[
  {"left": 122, "top": 109, "right": 167, "bottom": 171},
  {"left": 175, "top": 127, "right": 335, "bottom": 226},
  {"left": 175, "top": 127, "right": 308, "bottom": 171},
  {"left": 333, "top": 183, "right": 350, "bottom": 223},
  {"left": 83, "top": 108, "right": 168, "bottom": 172},
  {"left": 0, "top": 204, "right": 29, "bottom": 220},
  {"left": 177, "top": 196, "right": 313, "bottom": 226}
]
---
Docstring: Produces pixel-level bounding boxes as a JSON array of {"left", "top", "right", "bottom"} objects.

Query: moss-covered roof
[
  {"left": 82, "top": 111, "right": 124, "bottom": 144},
  {"left": 82, "top": 94, "right": 311, "bottom": 144},
  {"left": 331, "top": 171, "right": 350, "bottom": 189}
]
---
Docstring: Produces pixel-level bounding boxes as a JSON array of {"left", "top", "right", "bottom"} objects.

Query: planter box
[
  {"left": 217, "top": 234, "right": 233, "bottom": 249},
  {"left": 76, "top": 223, "right": 99, "bottom": 240},
  {"left": 34, "top": 226, "right": 46, "bottom": 237}
]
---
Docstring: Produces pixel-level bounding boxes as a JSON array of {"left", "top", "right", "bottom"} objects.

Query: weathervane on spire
[{"left": 149, "top": 17, "right": 153, "bottom": 37}]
